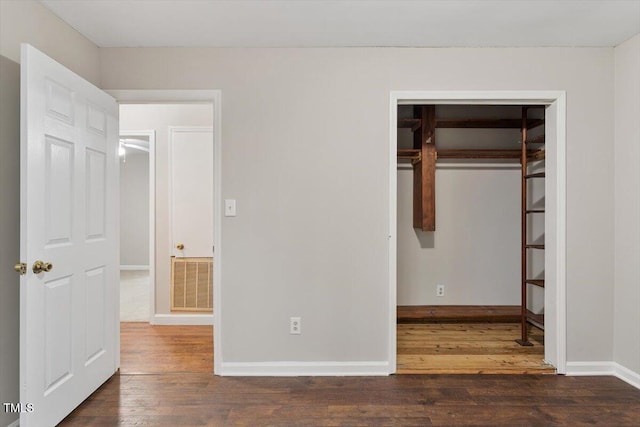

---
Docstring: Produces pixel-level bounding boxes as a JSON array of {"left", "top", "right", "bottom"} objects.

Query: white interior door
[
  {"left": 20, "top": 44, "right": 119, "bottom": 427},
  {"left": 170, "top": 127, "right": 214, "bottom": 258}
]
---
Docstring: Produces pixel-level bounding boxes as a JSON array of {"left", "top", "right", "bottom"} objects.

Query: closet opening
[{"left": 395, "top": 103, "right": 553, "bottom": 374}]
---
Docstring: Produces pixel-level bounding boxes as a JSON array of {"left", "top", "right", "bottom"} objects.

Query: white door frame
[
  {"left": 119, "top": 129, "right": 156, "bottom": 322},
  {"left": 108, "top": 90, "right": 222, "bottom": 375},
  {"left": 389, "top": 90, "right": 567, "bottom": 374}
]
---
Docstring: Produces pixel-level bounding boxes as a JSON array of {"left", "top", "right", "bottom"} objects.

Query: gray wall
[
  {"left": 120, "top": 104, "right": 213, "bottom": 314},
  {"left": 0, "top": 54, "right": 20, "bottom": 427},
  {"left": 101, "top": 46, "right": 615, "bottom": 365},
  {"left": 397, "top": 165, "right": 521, "bottom": 306},
  {"left": 120, "top": 150, "right": 150, "bottom": 267},
  {"left": 0, "top": 0, "right": 100, "bottom": 86},
  {"left": 614, "top": 34, "right": 640, "bottom": 376}
]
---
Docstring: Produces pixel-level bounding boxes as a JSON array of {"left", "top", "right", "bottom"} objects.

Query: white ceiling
[{"left": 41, "top": 0, "right": 640, "bottom": 48}]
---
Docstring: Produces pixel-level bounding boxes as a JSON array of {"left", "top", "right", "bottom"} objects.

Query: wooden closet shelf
[
  {"left": 525, "top": 279, "right": 545, "bottom": 288},
  {"left": 435, "top": 118, "right": 544, "bottom": 129},
  {"left": 397, "top": 149, "right": 421, "bottom": 163},
  {"left": 525, "top": 244, "right": 545, "bottom": 250},
  {"left": 398, "top": 149, "right": 420, "bottom": 155},
  {"left": 527, "top": 150, "right": 546, "bottom": 162},
  {"left": 526, "top": 310, "right": 545, "bottom": 330},
  {"left": 398, "top": 157, "right": 421, "bottom": 164},
  {"left": 437, "top": 149, "right": 521, "bottom": 159},
  {"left": 397, "top": 149, "right": 546, "bottom": 161},
  {"left": 527, "top": 119, "right": 545, "bottom": 130},
  {"left": 397, "top": 118, "right": 422, "bottom": 131},
  {"left": 525, "top": 134, "right": 545, "bottom": 145},
  {"left": 398, "top": 119, "right": 545, "bottom": 131},
  {"left": 525, "top": 172, "right": 546, "bottom": 179},
  {"left": 519, "top": 106, "right": 546, "bottom": 346}
]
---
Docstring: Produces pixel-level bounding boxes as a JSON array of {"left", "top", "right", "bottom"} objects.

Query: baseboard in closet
[{"left": 397, "top": 305, "right": 521, "bottom": 323}]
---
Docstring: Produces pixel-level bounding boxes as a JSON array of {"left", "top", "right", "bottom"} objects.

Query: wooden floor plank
[
  {"left": 397, "top": 322, "right": 552, "bottom": 374},
  {"left": 60, "top": 374, "right": 640, "bottom": 426},
  {"left": 120, "top": 322, "right": 213, "bottom": 374}
]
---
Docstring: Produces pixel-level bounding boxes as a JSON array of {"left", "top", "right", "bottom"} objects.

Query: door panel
[
  {"left": 85, "top": 266, "right": 106, "bottom": 364},
  {"left": 45, "top": 79, "right": 74, "bottom": 124},
  {"left": 86, "top": 149, "right": 106, "bottom": 239},
  {"left": 20, "top": 44, "right": 119, "bottom": 427},
  {"left": 45, "top": 137, "right": 74, "bottom": 245},
  {"left": 43, "top": 276, "right": 72, "bottom": 394},
  {"left": 87, "top": 102, "right": 107, "bottom": 136}
]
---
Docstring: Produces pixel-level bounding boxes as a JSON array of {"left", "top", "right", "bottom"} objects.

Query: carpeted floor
[{"left": 120, "top": 270, "right": 150, "bottom": 321}]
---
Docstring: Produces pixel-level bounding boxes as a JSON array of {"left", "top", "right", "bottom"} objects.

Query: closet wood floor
[{"left": 397, "top": 323, "right": 554, "bottom": 374}]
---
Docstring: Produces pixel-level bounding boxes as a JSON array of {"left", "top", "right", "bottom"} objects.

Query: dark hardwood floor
[
  {"left": 58, "top": 323, "right": 640, "bottom": 426},
  {"left": 59, "top": 373, "right": 639, "bottom": 426}
]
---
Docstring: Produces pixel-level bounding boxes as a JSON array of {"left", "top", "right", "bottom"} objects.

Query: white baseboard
[
  {"left": 565, "top": 361, "right": 616, "bottom": 376},
  {"left": 566, "top": 361, "right": 640, "bottom": 389},
  {"left": 614, "top": 363, "right": 640, "bottom": 389},
  {"left": 221, "top": 361, "right": 390, "bottom": 376},
  {"left": 7, "top": 418, "right": 20, "bottom": 427},
  {"left": 120, "top": 265, "right": 150, "bottom": 271},
  {"left": 151, "top": 313, "right": 213, "bottom": 326}
]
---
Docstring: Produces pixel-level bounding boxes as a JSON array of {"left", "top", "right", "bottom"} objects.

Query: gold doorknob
[
  {"left": 32, "top": 260, "right": 53, "bottom": 274},
  {"left": 14, "top": 263, "right": 27, "bottom": 275},
  {"left": 176, "top": 243, "right": 184, "bottom": 250}
]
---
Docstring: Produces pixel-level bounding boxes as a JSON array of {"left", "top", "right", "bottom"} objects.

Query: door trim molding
[
  {"left": 389, "top": 90, "right": 567, "bottom": 375},
  {"left": 108, "top": 90, "right": 222, "bottom": 375}
]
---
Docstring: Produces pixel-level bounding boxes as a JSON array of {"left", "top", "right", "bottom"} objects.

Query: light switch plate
[{"left": 224, "top": 199, "right": 236, "bottom": 217}]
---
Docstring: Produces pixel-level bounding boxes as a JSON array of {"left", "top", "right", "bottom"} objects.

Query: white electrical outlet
[
  {"left": 224, "top": 199, "right": 236, "bottom": 217},
  {"left": 436, "top": 284, "right": 445, "bottom": 297},
  {"left": 290, "top": 317, "right": 301, "bottom": 335}
]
